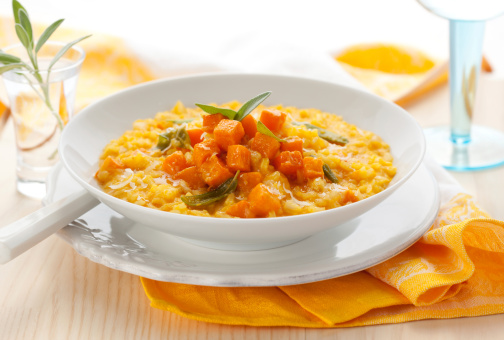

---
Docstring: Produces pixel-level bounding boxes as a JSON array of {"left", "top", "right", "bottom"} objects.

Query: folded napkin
[{"left": 2, "top": 19, "right": 504, "bottom": 327}]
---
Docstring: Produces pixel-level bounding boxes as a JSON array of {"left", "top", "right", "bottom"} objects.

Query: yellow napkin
[{"left": 141, "top": 194, "right": 504, "bottom": 327}]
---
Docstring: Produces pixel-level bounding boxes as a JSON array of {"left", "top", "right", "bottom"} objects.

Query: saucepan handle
[{"left": 0, "top": 190, "right": 99, "bottom": 264}]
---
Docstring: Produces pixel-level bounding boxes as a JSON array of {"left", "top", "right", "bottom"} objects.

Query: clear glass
[
  {"left": 417, "top": 0, "right": 504, "bottom": 171},
  {"left": 1, "top": 41, "right": 85, "bottom": 198}
]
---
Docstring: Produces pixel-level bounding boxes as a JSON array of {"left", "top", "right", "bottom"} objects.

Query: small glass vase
[{"left": 1, "top": 41, "right": 85, "bottom": 199}]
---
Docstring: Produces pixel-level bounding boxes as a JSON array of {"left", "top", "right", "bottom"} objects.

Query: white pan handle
[{"left": 0, "top": 190, "right": 99, "bottom": 264}]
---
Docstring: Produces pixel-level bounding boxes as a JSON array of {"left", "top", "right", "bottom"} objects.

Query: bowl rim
[{"left": 60, "top": 72, "right": 426, "bottom": 225}]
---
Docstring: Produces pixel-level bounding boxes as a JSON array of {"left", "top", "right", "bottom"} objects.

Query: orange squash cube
[
  {"left": 175, "top": 166, "right": 206, "bottom": 189},
  {"left": 226, "top": 200, "right": 255, "bottom": 218},
  {"left": 259, "top": 109, "right": 286, "bottom": 132},
  {"left": 226, "top": 145, "right": 251, "bottom": 172},
  {"left": 250, "top": 132, "right": 280, "bottom": 159},
  {"left": 241, "top": 114, "right": 257, "bottom": 138},
  {"left": 248, "top": 184, "right": 281, "bottom": 217},
  {"left": 193, "top": 139, "right": 220, "bottom": 167},
  {"left": 303, "top": 157, "right": 324, "bottom": 179},
  {"left": 273, "top": 151, "right": 303, "bottom": 175},
  {"left": 162, "top": 151, "right": 188, "bottom": 175},
  {"left": 281, "top": 137, "right": 303, "bottom": 154},
  {"left": 187, "top": 128, "right": 205, "bottom": 147},
  {"left": 202, "top": 113, "right": 225, "bottom": 133},
  {"left": 214, "top": 119, "right": 245, "bottom": 151},
  {"left": 237, "top": 172, "right": 262, "bottom": 194},
  {"left": 199, "top": 154, "right": 234, "bottom": 187}
]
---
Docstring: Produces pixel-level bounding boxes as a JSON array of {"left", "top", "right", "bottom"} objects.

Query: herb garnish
[
  {"left": 292, "top": 121, "right": 348, "bottom": 146},
  {"left": 156, "top": 125, "right": 192, "bottom": 151},
  {"left": 181, "top": 171, "right": 240, "bottom": 206},
  {"left": 308, "top": 155, "right": 339, "bottom": 183},
  {"left": 257, "top": 121, "right": 286, "bottom": 142},
  {"left": 0, "top": 0, "right": 91, "bottom": 131},
  {"left": 195, "top": 91, "right": 271, "bottom": 122}
]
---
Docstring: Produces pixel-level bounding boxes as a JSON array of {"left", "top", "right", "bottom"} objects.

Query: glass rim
[{"left": 1, "top": 40, "right": 86, "bottom": 74}]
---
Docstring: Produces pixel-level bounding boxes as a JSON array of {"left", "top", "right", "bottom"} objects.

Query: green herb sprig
[
  {"left": 181, "top": 171, "right": 240, "bottom": 207},
  {"left": 0, "top": 0, "right": 91, "bottom": 130},
  {"left": 196, "top": 91, "right": 271, "bottom": 121},
  {"left": 292, "top": 121, "right": 348, "bottom": 146},
  {"left": 256, "top": 121, "right": 286, "bottom": 142},
  {"left": 156, "top": 125, "right": 192, "bottom": 151}
]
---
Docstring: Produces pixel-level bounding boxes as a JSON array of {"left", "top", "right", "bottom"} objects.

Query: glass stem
[{"left": 449, "top": 20, "right": 485, "bottom": 144}]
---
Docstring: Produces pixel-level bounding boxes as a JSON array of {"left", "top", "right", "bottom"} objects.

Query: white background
[{"left": 1, "top": 0, "right": 504, "bottom": 75}]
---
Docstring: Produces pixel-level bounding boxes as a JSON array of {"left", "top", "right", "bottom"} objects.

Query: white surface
[
  {"left": 59, "top": 73, "right": 425, "bottom": 250},
  {"left": 45, "top": 162, "right": 439, "bottom": 286}
]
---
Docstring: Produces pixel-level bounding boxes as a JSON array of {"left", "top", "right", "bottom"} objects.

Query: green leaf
[
  {"left": 36, "top": 19, "right": 64, "bottom": 53},
  {"left": 195, "top": 103, "right": 237, "bottom": 120},
  {"left": 181, "top": 171, "right": 240, "bottom": 207},
  {"left": 257, "top": 121, "right": 286, "bottom": 142},
  {"left": 292, "top": 121, "right": 348, "bottom": 146},
  {"left": 18, "top": 8, "right": 33, "bottom": 45},
  {"left": 156, "top": 125, "right": 192, "bottom": 151},
  {"left": 323, "top": 164, "right": 339, "bottom": 183},
  {"left": 0, "top": 63, "right": 24, "bottom": 74},
  {"left": 12, "top": 0, "right": 27, "bottom": 25},
  {"left": 236, "top": 91, "right": 271, "bottom": 121},
  {"left": 0, "top": 52, "right": 21, "bottom": 64},
  {"left": 48, "top": 35, "right": 91, "bottom": 71},
  {"left": 14, "top": 23, "right": 30, "bottom": 50}
]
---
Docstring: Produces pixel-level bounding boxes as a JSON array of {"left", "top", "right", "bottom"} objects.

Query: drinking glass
[
  {"left": 417, "top": 0, "right": 504, "bottom": 171},
  {"left": 1, "top": 41, "right": 85, "bottom": 198}
]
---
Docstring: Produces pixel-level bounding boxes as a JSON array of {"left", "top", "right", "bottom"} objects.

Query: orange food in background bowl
[{"left": 334, "top": 43, "right": 492, "bottom": 107}]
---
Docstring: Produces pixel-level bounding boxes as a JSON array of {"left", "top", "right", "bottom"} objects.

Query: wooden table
[{"left": 1, "top": 78, "right": 503, "bottom": 339}]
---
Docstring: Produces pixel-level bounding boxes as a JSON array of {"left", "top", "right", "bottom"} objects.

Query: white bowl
[{"left": 60, "top": 73, "right": 425, "bottom": 250}]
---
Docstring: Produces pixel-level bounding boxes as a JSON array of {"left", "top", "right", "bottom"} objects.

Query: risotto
[{"left": 95, "top": 92, "right": 396, "bottom": 218}]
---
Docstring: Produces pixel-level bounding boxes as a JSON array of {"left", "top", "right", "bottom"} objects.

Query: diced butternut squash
[
  {"left": 260, "top": 109, "right": 286, "bottom": 132},
  {"left": 162, "top": 151, "right": 188, "bottom": 175},
  {"left": 281, "top": 137, "right": 303, "bottom": 153},
  {"left": 199, "top": 154, "right": 234, "bottom": 187},
  {"left": 237, "top": 172, "right": 262, "bottom": 194},
  {"left": 202, "top": 113, "right": 225, "bottom": 132},
  {"left": 214, "top": 119, "right": 245, "bottom": 151},
  {"left": 187, "top": 128, "right": 205, "bottom": 147},
  {"left": 226, "top": 145, "right": 251, "bottom": 172},
  {"left": 250, "top": 132, "right": 280, "bottom": 159},
  {"left": 226, "top": 200, "right": 255, "bottom": 218},
  {"left": 303, "top": 156, "right": 324, "bottom": 178},
  {"left": 273, "top": 151, "right": 303, "bottom": 175},
  {"left": 193, "top": 139, "right": 220, "bottom": 167},
  {"left": 248, "top": 184, "right": 281, "bottom": 217},
  {"left": 241, "top": 114, "right": 257, "bottom": 138},
  {"left": 175, "top": 166, "right": 206, "bottom": 189}
]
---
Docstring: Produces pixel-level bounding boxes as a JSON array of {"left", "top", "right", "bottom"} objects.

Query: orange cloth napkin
[
  {"left": 2, "top": 18, "right": 504, "bottom": 327},
  {"left": 141, "top": 194, "right": 504, "bottom": 327}
]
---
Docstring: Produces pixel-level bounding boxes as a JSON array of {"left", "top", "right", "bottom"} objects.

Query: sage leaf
[
  {"left": 236, "top": 91, "right": 271, "bottom": 121},
  {"left": 257, "top": 121, "right": 286, "bottom": 142},
  {"left": 0, "top": 63, "right": 24, "bottom": 74},
  {"left": 156, "top": 125, "right": 192, "bottom": 151},
  {"left": 181, "top": 171, "right": 240, "bottom": 207},
  {"left": 292, "top": 121, "right": 348, "bottom": 146},
  {"left": 18, "top": 8, "right": 33, "bottom": 44},
  {"left": 14, "top": 23, "right": 30, "bottom": 50},
  {"left": 323, "top": 164, "right": 339, "bottom": 183},
  {"left": 0, "top": 53, "right": 21, "bottom": 64},
  {"left": 48, "top": 35, "right": 91, "bottom": 71},
  {"left": 36, "top": 19, "right": 64, "bottom": 53},
  {"left": 195, "top": 103, "right": 237, "bottom": 120},
  {"left": 12, "top": 0, "right": 27, "bottom": 25}
]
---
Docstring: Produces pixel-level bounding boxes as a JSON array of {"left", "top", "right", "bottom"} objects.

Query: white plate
[{"left": 45, "top": 162, "right": 439, "bottom": 287}]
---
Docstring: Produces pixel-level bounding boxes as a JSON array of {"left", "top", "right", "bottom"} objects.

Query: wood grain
[{"left": 1, "top": 76, "right": 504, "bottom": 339}]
